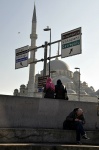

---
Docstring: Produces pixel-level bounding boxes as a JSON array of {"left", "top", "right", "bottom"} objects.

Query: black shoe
[
  {"left": 76, "top": 141, "right": 82, "bottom": 145},
  {"left": 82, "top": 134, "right": 90, "bottom": 140}
]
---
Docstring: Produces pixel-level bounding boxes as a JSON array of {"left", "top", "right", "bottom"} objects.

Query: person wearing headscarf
[
  {"left": 43, "top": 77, "right": 55, "bottom": 98},
  {"left": 55, "top": 79, "right": 68, "bottom": 100}
]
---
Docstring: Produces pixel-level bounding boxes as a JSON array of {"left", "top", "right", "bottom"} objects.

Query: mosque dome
[
  {"left": 52, "top": 75, "right": 73, "bottom": 85},
  {"left": 46, "top": 58, "right": 70, "bottom": 71}
]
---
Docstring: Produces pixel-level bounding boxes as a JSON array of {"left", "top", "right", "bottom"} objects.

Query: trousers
[{"left": 74, "top": 121, "right": 85, "bottom": 141}]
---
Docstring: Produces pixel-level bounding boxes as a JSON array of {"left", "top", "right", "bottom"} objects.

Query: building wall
[
  {"left": 68, "top": 94, "right": 98, "bottom": 102},
  {"left": 0, "top": 95, "right": 99, "bottom": 130}
]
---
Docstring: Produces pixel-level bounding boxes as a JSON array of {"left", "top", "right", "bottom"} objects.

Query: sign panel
[
  {"left": 15, "top": 45, "right": 29, "bottom": 69},
  {"left": 61, "top": 27, "right": 82, "bottom": 58},
  {"left": 38, "top": 75, "right": 49, "bottom": 92}
]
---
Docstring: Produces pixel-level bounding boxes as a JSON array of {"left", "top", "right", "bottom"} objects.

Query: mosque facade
[
  {"left": 14, "top": 57, "right": 99, "bottom": 99},
  {"left": 13, "top": 5, "right": 99, "bottom": 101}
]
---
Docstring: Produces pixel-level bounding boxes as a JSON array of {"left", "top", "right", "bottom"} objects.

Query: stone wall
[
  {"left": 0, "top": 128, "right": 98, "bottom": 145},
  {"left": 0, "top": 95, "right": 99, "bottom": 130},
  {"left": 34, "top": 92, "right": 98, "bottom": 102}
]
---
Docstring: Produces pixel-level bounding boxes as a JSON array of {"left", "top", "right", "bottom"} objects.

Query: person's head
[
  {"left": 57, "top": 79, "right": 62, "bottom": 86},
  {"left": 76, "top": 108, "right": 83, "bottom": 116},
  {"left": 46, "top": 77, "right": 52, "bottom": 83},
  {"left": 46, "top": 77, "right": 55, "bottom": 91}
]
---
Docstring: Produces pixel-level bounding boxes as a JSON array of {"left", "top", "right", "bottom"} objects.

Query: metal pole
[
  {"left": 28, "top": 39, "right": 61, "bottom": 64},
  {"left": 75, "top": 67, "right": 80, "bottom": 101},
  {"left": 43, "top": 41, "right": 48, "bottom": 76},
  {"left": 49, "top": 29, "right": 51, "bottom": 77}
]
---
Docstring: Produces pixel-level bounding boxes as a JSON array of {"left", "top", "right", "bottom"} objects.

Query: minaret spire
[
  {"left": 32, "top": 3, "right": 36, "bottom": 22},
  {"left": 28, "top": 4, "right": 37, "bottom": 97}
]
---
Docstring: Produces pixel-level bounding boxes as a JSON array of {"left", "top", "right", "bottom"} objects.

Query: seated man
[{"left": 63, "top": 108, "right": 89, "bottom": 144}]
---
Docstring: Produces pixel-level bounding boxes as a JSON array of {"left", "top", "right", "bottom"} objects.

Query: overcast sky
[{"left": 0, "top": 0, "right": 99, "bottom": 95}]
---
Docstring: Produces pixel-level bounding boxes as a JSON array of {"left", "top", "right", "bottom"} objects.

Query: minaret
[{"left": 28, "top": 4, "right": 37, "bottom": 97}]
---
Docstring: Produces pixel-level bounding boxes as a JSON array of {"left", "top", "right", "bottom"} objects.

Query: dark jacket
[
  {"left": 55, "top": 84, "right": 67, "bottom": 99},
  {"left": 63, "top": 108, "right": 85, "bottom": 129},
  {"left": 44, "top": 86, "right": 54, "bottom": 99}
]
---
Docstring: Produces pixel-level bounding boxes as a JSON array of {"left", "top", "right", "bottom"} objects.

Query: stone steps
[
  {"left": 0, "top": 128, "right": 99, "bottom": 145},
  {"left": 0, "top": 143, "right": 99, "bottom": 150}
]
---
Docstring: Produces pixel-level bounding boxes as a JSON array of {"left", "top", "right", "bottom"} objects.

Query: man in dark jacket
[{"left": 63, "top": 108, "right": 89, "bottom": 144}]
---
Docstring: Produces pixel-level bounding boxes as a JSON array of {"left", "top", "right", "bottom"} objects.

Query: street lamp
[
  {"left": 44, "top": 26, "right": 51, "bottom": 77},
  {"left": 75, "top": 67, "right": 80, "bottom": 101}
]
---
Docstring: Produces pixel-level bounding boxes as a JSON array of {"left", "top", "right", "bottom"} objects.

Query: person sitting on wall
[
  {"left": 63, "top": 108, "right": 90, "bottom": 144},
  {"left": 43, "top": 77, "right": 55, "bottom": 99},
  {"left": 55, "top": 79, "right": 68, "bottom": 100}
]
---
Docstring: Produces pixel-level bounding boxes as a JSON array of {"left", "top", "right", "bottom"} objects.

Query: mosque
[{"left": 13, "top": 4, "right": 99, "bottom": 101}]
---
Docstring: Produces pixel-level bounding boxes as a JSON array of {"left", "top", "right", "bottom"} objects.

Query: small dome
[
  {"left": 14, "top": 89, "right": 18, "bottom": 93},
  {"left": 90, "top": 86, "right": 95, "bottom": 92},
  {"left": 74, "top": 71, "right": 79, "bottom": 74},
  {"left": 13, "top": 89, "right": 19, "bottom": 96},
  {"left": 47, "top": 59, "right": 70, "bottom": 71},
  {"left": 52, "top": 75, "right": 73, "bottom": 85},
  {"left": 20, "top": 84, "right": 25, "bottom": 89},
  {"left": 85, "top": 87, "right": 94, "bottom": 94},
  {"left": 82, "top": 82, "right": 87, "bottom": 85},
  {"left": 96, "top": 90, "right": 99, "bottom": 94},
  {"left": 95, "top": 90, "right": 99, "bottom": 97}
]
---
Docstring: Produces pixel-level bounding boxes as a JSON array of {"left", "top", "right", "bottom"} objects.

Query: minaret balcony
[{"left": 30, "top": 34, "right": 37, "bottom": 39}]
